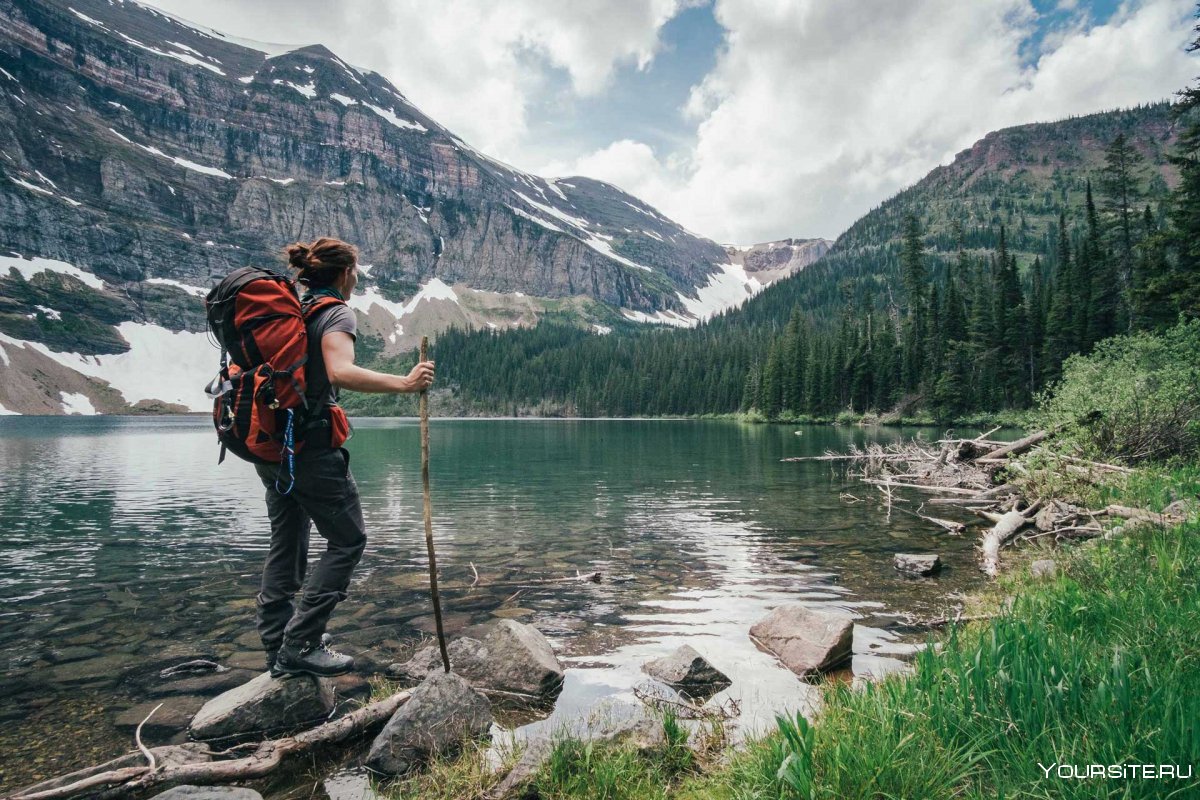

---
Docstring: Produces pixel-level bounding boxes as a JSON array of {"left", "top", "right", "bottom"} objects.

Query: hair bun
[{"left": 285, "top": 242, "right": 311, "bottom": 272}]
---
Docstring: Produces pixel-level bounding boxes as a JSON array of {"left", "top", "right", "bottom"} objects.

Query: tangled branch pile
[{"left": 789, "top": 427, "right": 1190, "bottom": 576}]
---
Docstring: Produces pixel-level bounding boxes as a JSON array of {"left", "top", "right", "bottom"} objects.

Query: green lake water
[{"left": 0, "top": 417, "right": 991, "bottom": 793}]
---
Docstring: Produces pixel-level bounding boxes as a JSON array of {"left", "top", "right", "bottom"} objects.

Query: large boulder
[
  {"left": 642, "top": 645, "right": 731, "bottom": 697},
  {"left": 365, "top": 670, "right": 493, "bottom": 776},
  {"left": 188, "top": 672, "right": 335, "bottom": 741},
  {"left": 750, "top": 605, "right": 854, "bottom": 678},
  {"left": 388, "top": 620, "right": 564, "bottom": 702}
]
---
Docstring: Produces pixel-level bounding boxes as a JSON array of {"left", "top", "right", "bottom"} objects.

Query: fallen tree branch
[
  {"left": 11, "top": 690, "right": 413, "bottom": 800},
  {"left": 975, "top": 430, "right": 1049, "bottom": 462},
  {"left": 860, "top": 479, "right": 984, "bottom": 496},
  {"left": 135, "top": 704, "right": 163, "bottom": 773},
  {"left": 1102, "top": 505, "right": 1172, "bottom": 525},
  {"left": 979, "top": 508, "right": 1033, "bottom": 577}
]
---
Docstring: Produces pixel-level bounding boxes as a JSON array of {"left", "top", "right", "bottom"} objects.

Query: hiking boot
[
  {"left": 271, "top": 633, "right": 353, "bottom": 678},
  {"left": 265, "top": 647, "right": 279, "bottom": 672}
]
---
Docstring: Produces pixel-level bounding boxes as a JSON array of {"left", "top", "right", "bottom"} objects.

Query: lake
[{"left": 0, "top": 417, "right": 989, "bottom": 792}]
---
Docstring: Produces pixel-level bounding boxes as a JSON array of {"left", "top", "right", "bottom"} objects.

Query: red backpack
[{"left": 204, "top": 267, "right": 348, "bottom": 491}]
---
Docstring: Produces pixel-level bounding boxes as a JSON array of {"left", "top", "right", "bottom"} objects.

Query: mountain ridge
[{"left": 0, "top": 0, "right": 826, "bottom": 414}]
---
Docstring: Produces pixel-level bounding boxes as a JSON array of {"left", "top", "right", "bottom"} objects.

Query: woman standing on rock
[{"left": 253, "top": 237, "right": 435, "bottom": 678}]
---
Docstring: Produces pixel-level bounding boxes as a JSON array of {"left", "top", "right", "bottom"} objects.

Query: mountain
[
  {"left": 0, "top": 0, "right": 826, "bottom": 415},
  {"left": 408, "top": 103, "right": 1182, "bottom": 419},
  {"left": 724, "top": 103, "right": 1177, "bottom": 331}
]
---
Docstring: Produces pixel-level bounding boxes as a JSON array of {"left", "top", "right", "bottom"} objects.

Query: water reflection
[{"left": 0, "top": 417, "right": 987, "bottom": 790}]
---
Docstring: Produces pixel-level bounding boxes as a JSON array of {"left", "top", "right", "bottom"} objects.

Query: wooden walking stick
[{"left": 419, "top": 336, "right": 451, "bottom": 673}]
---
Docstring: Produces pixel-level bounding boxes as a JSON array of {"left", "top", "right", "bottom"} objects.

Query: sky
[{"left": 142, "top": 0, "right": 1197, "bottom": 245}]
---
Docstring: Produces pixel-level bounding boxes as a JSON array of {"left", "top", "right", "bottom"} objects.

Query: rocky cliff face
[{"left": 0, "top": 0, "right": 816, "bottom": 414}]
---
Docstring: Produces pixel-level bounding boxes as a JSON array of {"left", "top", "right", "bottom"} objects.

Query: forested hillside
[{"left": 350, "top": 101, "right": 1199, "bottom": 420}]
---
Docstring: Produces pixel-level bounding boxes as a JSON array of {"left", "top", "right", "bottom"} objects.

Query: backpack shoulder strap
[{"left": 300, "top": 294, "right": 346, "bottom": 323}]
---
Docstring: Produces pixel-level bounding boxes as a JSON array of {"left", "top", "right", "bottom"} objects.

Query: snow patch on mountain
[
  {"left": 59, "top": 391, "right": 96, "bottom": 415},
  {"left": 146, "top": 277, "right": 207, "bottom": 296},
  {"left": 508, "top": 205, "right": 564, "bottom": 233},
  {"left": 364, "top": 103, "right": 428, "bottom": 133},
  {"left": 275, "top": 79, "right": 316, "bottom": 99},
  {"left": 676, "top": 262, "right": 763, "bottom": 322},
  {"left": 621, "top": 308, "right": 693, "bottom": 327},
  {"left": 0, "top": 324, "right": 214, "bottom": 411},
  {"left": 0, "top": 254, "right": 106, "bottom": 290}
]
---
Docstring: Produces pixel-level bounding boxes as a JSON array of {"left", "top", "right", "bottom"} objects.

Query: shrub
[{"left": 1036, "top": 320, "right": 1200, "bottom": 463}]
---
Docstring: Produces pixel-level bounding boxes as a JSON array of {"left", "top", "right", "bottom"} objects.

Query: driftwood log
[
  {"left": 9, "top": 690, "right": 413, "bottom": 800},
  {"left": 976, "top": 507, "right": 1035, "bottom": 577}
]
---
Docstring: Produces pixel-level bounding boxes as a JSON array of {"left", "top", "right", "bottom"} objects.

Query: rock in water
[
  {"left": 749, "top": 605, "right": 854, "bottom": 679},
  {"left": 893, "top": 553, "right": 942, "bottom": 576},
  {"left": 389, "top": 620, "right": 564, "bottom": 701},
  {"left": 365, "top": 671, "right": 493, "bottom": 776},
  {"left": 150, "top": 788, "right": 263, "bottom": 800},
  {"left": 188, "top": 672, "right": 334, "bottom": 740},
  {"left": 642, "top": 645, "right": 731, "bottom": 697}
]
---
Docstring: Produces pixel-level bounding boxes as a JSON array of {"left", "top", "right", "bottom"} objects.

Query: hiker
[{"left": 256, "top": 237, "right": 435, "bottom": 677}]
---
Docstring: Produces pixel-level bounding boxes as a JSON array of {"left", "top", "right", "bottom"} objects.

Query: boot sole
[{"left": 270, "top": 663, "right": 354, "bottom": 679}]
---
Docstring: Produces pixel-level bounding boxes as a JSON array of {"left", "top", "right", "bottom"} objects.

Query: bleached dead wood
[
  {"left": 10, "top": 690, "right": 413, "bottom": 800},
  {"left": 977, "top": 430, "right": 1049, "bottom": 461},
  {"left": 1102, "top": 505, "right": 1173, "bottom": 525},
  {"left": 978, "top": 509, "right": 1032, "bottom": 577}
]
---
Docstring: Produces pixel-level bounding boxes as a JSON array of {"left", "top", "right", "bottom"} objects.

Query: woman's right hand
[{"left": 404, "top": 360, "right": 436, "bottom": 393}]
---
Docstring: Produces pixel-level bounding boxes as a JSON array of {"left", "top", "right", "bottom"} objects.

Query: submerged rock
[
  {"left": 388, "top": 620, "right": 564, "bottom": 702},
  {"left": 750, "top": 605, "right": 854, "bottom": 679},
  {"left": 151, "top": 787, "right": 263, "bottom": 800},
  {"left": 893, "top": 553, "right": 942, "bottom": 576},
  {"left": 147, "top": 668, "right": 259, "bottom": 698},
  {"left": 188, "top": 672, "right": 334, "bottom": 740},
  {"left": 115, "top": 696, "right": 206, "bottom": 738},
  {"left": 365, "top": 670, "right": 493, "bottom": 776},
  {"left": 642, "top": 645, "right": 731, "bottom": 697}
]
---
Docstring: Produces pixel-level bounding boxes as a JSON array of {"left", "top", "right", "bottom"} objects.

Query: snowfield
[{"left": 0, "top": 324, "right": 215, "bottom": 412}]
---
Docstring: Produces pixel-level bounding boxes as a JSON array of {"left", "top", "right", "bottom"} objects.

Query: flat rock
[
  {"left": 47, "top": 653, "right": 141, "bottom": 687},
  {"left": 115, "top": 696, "right": 206, "bottom": 738},
  {"left": 1030, "top": 559, "right": 1058, "bottom": 579},
  {"left": 365, "top": 670, "right": 493, "bottom": 776},
  {"left": 642, "top": 645, "right": 731, "bottom": 697},
  {"left": 151, "top": 787, "right": 263, "bottom": 800},
  {"left": 893, "top": 553, "right": 942, "bottom": 576},
  {"left": 148, "top": 668, "right": 258, "bottom": 698},
  {"left": 188, "top": 672, "right": 335, "bottom": 740},
  {"left": 389, "top": 619, "right": 564, "bottom": 702},
  {"left": 750, "top": 605, "right": 854, "bottom": 679}
]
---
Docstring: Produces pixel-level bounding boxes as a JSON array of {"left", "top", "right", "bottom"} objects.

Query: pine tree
[
  {"left": 899, "top": 215, "right": 928, "bottom": 394},
  {"left": 1044, "top": 212, "right": 1075, "bottom": 382},
  {"left": 1098, "top": 133, "right": 1147, "bottom": 315}
]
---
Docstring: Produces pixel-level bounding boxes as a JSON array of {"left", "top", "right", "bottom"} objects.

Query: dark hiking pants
[{"left": 254, "top": 446, "right": 366, "bottom": 649}]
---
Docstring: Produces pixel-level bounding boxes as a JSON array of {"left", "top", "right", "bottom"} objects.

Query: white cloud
[
  {"left": 549, "top": 0, "right": 1196, "bottom": 243},
  {"left": 140, "top": 0, "right": 1195, "bottom": 245},
  {"left": 141, "top": 0, "right": 685, "bottom": 164}
]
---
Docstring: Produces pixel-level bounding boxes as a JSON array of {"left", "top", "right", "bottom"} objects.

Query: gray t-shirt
[{"left": 305, "top": 303, "right": 356, "bottom": 408}]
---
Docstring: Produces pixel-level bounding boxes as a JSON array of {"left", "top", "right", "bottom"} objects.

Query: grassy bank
[{"left": 377, "top": 473, "right": 1198, "bottom": 799}]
